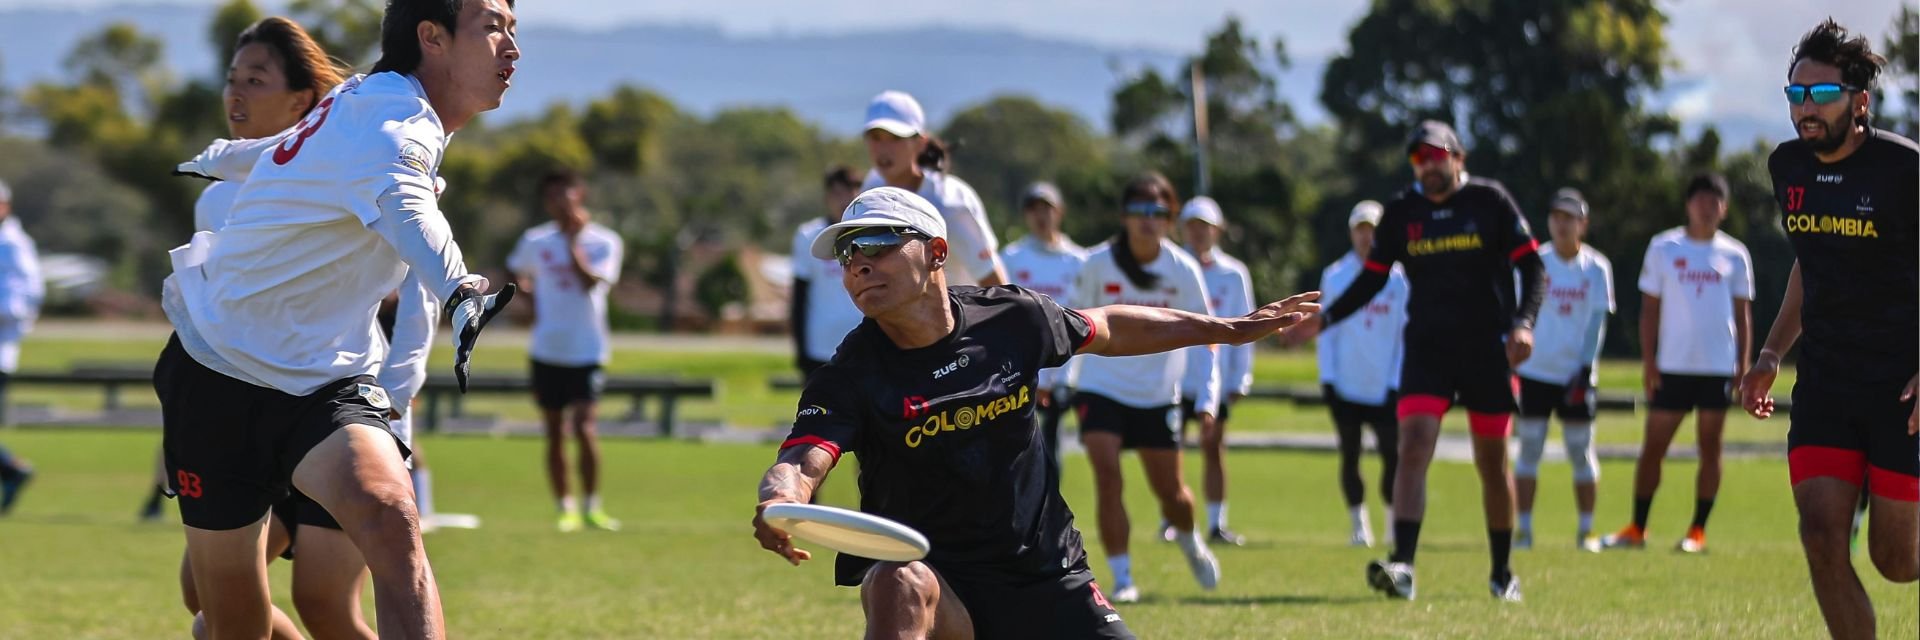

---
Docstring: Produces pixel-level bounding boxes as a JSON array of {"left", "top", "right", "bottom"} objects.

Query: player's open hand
[
  {"left": 1506, "top": 327, "right": 1534, "bottom": 368},
  {"left": 448, "top": 283, "right": 516, "bottom": 392},
  {"left": 754, "top": 498, "right": 813, "bottom": 566},
  {"left": 1739, "top": 353, "right": 1781, "bottom": 419},
  {"left": 1901, "top": 374, "right": 1918, "bottom": 435},
  {"left": 1235, "top": 292, "right": 1322, "bottom": 344}
]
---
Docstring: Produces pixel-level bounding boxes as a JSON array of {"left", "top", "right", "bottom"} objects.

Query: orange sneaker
[
  {"left": 1676, "top": 526, "right": 1707, "bottom": 554},
  {"left": 1600, "top": 524, "right": 1646, "bottom": 550}
]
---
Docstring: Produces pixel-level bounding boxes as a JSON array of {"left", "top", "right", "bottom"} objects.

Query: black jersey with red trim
[
  {"left": 1326, "top": 176, "right": 1544, "bottom": 338},
  {"left": 782, "top": 285, "right": 1095, "bottom": 585},
  {"left": 1768, "top": 128, "right": 1920, "bottom": 386}
]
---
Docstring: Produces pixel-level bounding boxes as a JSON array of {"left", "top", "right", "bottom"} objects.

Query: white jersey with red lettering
[{"left": 1071, "top": 239, "right": 1219, "bottom": 414}]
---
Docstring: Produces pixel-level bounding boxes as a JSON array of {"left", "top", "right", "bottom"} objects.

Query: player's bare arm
[
  {"left": 1078, "top": 291, "right": 1321, "bottom": 357},
  {"left": 1741, "top": 261, "right": 1803, "bottom": 419},
  {"left": 753, "top": 445, "right": 837, "bottom": 565}
]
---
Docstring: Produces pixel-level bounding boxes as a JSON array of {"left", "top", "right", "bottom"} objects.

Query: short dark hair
[
  {"left": 540, "top": 169, "right": 583, "bottom": 195},
  {"left": 1683, "top": 173, "right": 1729, "bottom": 202},
  {"left": 1790, "top": 18, "right": 1886, "bottom": 91},
  {"left": 372, "top": 0, "right": 514, "bottom": 75},
  {"left": 823, "top": 165, "right": 859, "bottom": 191}
]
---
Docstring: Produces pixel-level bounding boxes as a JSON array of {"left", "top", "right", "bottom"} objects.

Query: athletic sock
[
  {"left": 1578, "top": 512, "right": 1594, "bottom": 535},
  {"left": 1691, "top": 498, "right": 1715, "bottom": 529},
  {"left": 586, "top": 494, "right": 602, "bottom": 512},
  {"left": 410, "top": 468, "right": 434, "bottom": 517},
  {"left": 1350, "top": 504, "right": 1371, "bottom": 535},
  {"left": 1208, "top": 502, "right": 1226, "bottom": 530},
  {"left": 1489, "top": 528, "right": 1513, "bottom": 584},
  {"left": 1390, "top": 519, "right": 1422, "bottom": 564},
  {"left": 558, "top": 495, "right": 577, "bottom": 515},
  {"left": 1383, "top": 504, "right": 1395, "bottom": 543},
  {"left": 1517, "top": 511, "right": 1533, "bottom": 533},
  {"left": 1108, "top": 554, "right": 1133, "bottom": 587},
  {"left": 1632, "top": 496, "right": 1653, "bottom": 531}
]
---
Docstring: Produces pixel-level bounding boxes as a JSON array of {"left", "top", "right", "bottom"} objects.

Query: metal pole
[{"left": 1191, "top": 61, "right": 1211, "bottom": 197}]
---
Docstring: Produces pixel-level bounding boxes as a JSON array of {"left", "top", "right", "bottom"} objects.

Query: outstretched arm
[
  {"left": 1078, "top": 292, "right": 1321, "bottom": 358},
  {"left": 753, "top": 444, "right": 839, "bottom": 565}
]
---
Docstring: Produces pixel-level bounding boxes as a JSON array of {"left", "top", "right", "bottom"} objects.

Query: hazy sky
[{"left": 6, "top": 0, "right": 1909, "bottom": 134}]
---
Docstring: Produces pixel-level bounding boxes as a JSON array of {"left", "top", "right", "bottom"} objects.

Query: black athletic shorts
[
  {"left": 268, "top": 490, "right": 343, "bottom": 561},
  {"left": 1073, "top": 392, "right": 1179, "bottom": 450},
  {"left": 156, "top": 334, "right": 403, "bottom": 531},
  {"left": 1516, "top": 375, "right": 1596, "bottom": 421},
  {"left": 1787, "top": 377, "right": 1920, "bottom": 499},
  {"left": 530, "top": 360, "right": 605, "bottom": 410},
  {"left": 1178, "top": 395, "right": 1233, "bottom": 426},
  {"left": 1326, "top": 386, "right": 1397, "bottom": 428},
  {"left": 944, "top": 567, "right": 1134, "bottom": 639},
  {"left": 1649, "top": 373, "right": 1731, "bottom": 411},
  {"left": 1399, "top": 335, "right": 1516, "bottom": 415}
]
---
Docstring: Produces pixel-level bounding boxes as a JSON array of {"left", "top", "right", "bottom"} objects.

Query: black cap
[
  {"left": 1549, "top": 188, "right": 1589, "bottom": 217},
  {"left": 1683, "top": 172, "right": 1729, "bottom": 201},
  {"left": 1407, "top": 120, "right": 1463, "bottom": 154}
]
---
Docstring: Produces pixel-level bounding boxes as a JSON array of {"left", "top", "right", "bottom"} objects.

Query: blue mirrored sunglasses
[
  {"left": 1124, "top": 201, "right": 1171, "bottom": 217},
  {"left": 1784, "top": 83, "right": 1857, "bottom": 106},
  {"left": 833, "top": 228, "right": 923, "bottom": 266}
]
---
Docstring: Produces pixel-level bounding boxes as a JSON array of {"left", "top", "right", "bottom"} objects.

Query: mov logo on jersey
[
  {"left": 1784, "top": 214, "right": 1878, "bottom": 238},
  {"left": 1406, "top": 232, "right": 1483, "bottom": 256},
  {"left": 903, "top": 385, "right": 1031, "bottom": 448}
]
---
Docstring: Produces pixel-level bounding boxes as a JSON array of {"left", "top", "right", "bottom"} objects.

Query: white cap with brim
[
  {"left": 1349, "top": 200, "right": 1384, "bottom": 228},
  {"left": 810, "top": 186, "right": 949, "bottom": 260},
  {"left": 1180, "top": 196, "right": 1225, "bottom": 227},
  {"left": 863, "top": 90, "right": 925, "bottom": 138}
]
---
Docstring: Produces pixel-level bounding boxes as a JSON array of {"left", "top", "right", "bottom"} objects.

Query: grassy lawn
[{"left": 0, "top": 429, "right": 1911, "bottom": 638}]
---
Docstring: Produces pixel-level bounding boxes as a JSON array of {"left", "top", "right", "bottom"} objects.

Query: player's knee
[
  {"left": 336, "top": 481, "right": 421, "bottom": 543},
  {"left": 1565, "top": 426, "right": 1599, "bottom": 483},
  {"left": 863, "top": 561, "right": 941, "bottom": 604},
  {"left": 1514, "top": 420, "right": 1547, "bottom": 478},
  {"left": 1796, "top": 512, "right": 1852, "bottom": 550},
  {"left": 1868, "top": 541, "right": 1919, "bottom": 583}
]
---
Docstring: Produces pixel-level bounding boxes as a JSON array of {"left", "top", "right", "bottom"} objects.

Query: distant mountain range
[{"left": 0, "top": 4, "right": 1778, "bottom": 145}]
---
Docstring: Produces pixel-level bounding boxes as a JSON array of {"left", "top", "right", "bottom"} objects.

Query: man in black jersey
[
  {"left": 1305, "top": 120, "right": 1545, "bottom": 601},
  {"left": 1738, "top": 20, "right": 1918, "bottom": 639},
  {"left": 749, "top": 186, "right": 1320, "bottom": 639}
]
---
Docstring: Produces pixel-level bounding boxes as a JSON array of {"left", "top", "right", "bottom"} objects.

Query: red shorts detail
[
  {"left": 1071, "top": 309, "right": 1098, "bottom": 351},
  {"left": 1397, "top": 394, "right": 1451, "bottom": 420},
  {"left": 1788, "top": 446, "right": 1866, "bottom": 487},
  {"left": 1468, "top": 411, "right": 1513, "bottom": 438},
  {"left": 1363, "top": 259, "right": 1391, "bottom": 274},
  {"left": 1867, "top": 465, "right": 1920, "bottom": 502},
  {"left": 780, "top": 435, "right": 843, "bottom": 465}
]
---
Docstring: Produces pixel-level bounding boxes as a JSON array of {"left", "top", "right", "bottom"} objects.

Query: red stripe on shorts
[
  {"left": 1788, "top": 446, "right": 1866, "bottom": 487},
  {"left": 1467, "top": 411, "right": 1513, "bottom": 438},
  {"left": 1867, "top": 465, "right": 1920, "bottom": 502},
  {"left": 1397, "top": 394, "right": 1451, "bottom": 420}
]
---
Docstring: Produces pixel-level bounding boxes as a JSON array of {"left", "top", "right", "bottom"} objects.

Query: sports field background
[{"left": 3, "top": 327, "right": 1915, "bottom": 638}]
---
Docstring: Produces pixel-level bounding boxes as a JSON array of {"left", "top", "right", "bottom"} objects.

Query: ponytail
[
  {"left": 1111, "top": 227, "right": 1160, "bottom": 290},
  {"left": 916, "top": 135, "right": 949, "bottom": 172}
]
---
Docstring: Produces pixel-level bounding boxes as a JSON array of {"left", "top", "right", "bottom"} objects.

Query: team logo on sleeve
[
  {"left": 797, "top": 405, "right": 831, "bottom": 418},
  {"left": 396, "top": 141, "right": 434, "bottom": 176}
]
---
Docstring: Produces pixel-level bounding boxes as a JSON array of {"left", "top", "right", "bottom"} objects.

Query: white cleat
[
  {"left": 1350, "top": 526, "right": 1374, "bottom": 548},
  {"left": 1175, "top": 532, "right": 1222, "bottom": 590},
  {"left": 1515, "top": 528, "right": 1533, "bottom": 550},
  {"left": 1490, "top": 573, "right": 1523, "bottom": 602},
  {"left": 1112, "top": 584, "right": 1141, "bottom": 603},
  {"left": 1366, "top": 560, "right": 1416, "bottom": 600}
]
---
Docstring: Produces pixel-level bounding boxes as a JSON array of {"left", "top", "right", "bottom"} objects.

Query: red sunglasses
[{"left": 1409, "top": 144, "right": 1453, "bottom": 165}]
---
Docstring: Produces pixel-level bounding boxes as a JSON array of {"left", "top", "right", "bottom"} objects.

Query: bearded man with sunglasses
[
  {"left": 1299, "top": 120, "right": 1546, "bottom": 602},
  {"left": 1738, "top": 19, "right": 1919, "bottom": 639},
  {"left": 749, "top": 187, "right": 1321, "bottom": 639}
]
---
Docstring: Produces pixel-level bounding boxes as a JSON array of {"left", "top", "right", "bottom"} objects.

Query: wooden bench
[{"left": 416, "top": 373, "right": 716, "bottom": 436}]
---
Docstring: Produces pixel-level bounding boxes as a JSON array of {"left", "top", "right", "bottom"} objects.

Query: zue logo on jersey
[{"left": 932, "top": 354, "right": 970, "bottom": 379}]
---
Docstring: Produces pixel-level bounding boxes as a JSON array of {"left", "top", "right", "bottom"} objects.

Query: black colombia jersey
[
  {"left": 783, "top": 285, "right": 1095, "bottom": 585},
  {"left": 1344, "top": 176, "right": 1540, "bottom": 338},
  {"left": 1768, "top": 128, "right": 1920, "bottom": 386}
]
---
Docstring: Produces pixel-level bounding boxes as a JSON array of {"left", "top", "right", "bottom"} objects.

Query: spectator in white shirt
[
  {"left": 0, "top": 178, "right": 42, "bottom": 426},
  {"left": 1172, "top": 196, "right": 1254, "bottom": 546},
  {"left": 858, "top": 90, "right": 1007, "bottom": 286},
  {"left": 790, "top": 166, "right": 864, "bottom": 376},
  {"left": 1312, "top": 201, "right": 1408, "bottom": 548},
  {"left": 999, "top": 181, "right": 1086, "bottom": 471},
  {"left": 507, "top": 170, "right": 626, "bottom": 534}
]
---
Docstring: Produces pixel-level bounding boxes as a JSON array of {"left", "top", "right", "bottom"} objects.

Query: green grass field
[{"left": 2, "top": 429, "right": 1914, "bottom": 638}]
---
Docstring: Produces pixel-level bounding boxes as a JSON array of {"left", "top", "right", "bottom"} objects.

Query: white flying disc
[{"left": 762, "top": 503, "right": 931, "bottom": 562}]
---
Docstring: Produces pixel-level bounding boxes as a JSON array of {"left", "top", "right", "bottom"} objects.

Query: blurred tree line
[{"left": 0, "top": 0, "right": 1913, "bottom": 355}]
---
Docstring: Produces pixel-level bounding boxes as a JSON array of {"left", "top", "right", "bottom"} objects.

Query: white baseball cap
[
  {"left": 810, "top": 187, "right": 948, "bottom": 260},
  {"left": 1179, "top": 196, "right": 1225, "bottom": 227},
  {"left": 1348, "top": 200, "right": 1384, "bottom": 228},
  {"left": 863, "top": 90, "right": 926, "bottom": 138}
]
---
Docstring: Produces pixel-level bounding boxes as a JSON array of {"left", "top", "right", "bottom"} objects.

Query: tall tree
[
  {"left": 939, "top": 95, "right": 1107, "bottom": 236},
  {"left": 289, "top": 0, "right": 384, "bottom": 67},
  {"left": 208, "top": 0, "right": 266, "bottom": 77},
  {"left": 1880, "top": 6, "right": 1919, "bottom": 139}
]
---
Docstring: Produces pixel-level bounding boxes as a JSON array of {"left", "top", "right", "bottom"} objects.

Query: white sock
[
  {"left": 585, "top": 494, "right": 602, "bottom": 512},
  {"left": 1108, "top": 554, "right": 1132, "bottom": 586},
  {"left": 1208, "top": 502, "right": 1227, "bottom": 530},
  {"left": 1518, "top": 512, "right": 1533, "bottom": 532},
  {"left": 1349, "top": 504, "right": 1369, "bottom": 532},
  {"left": 410, "top": 468, "right": 434, "bottom": 517},
  {"left": 1578, "top": 512, "right": 1594, "bottom": 534},
  {"left": 1175, "top": 528, "right": 1205, "bottom": 555},
  {"left": 558, "top": 496, "right": 576, "bottom": 514}
]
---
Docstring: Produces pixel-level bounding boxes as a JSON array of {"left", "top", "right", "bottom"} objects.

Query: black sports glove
[
  {"left": 1566, "top": 367, "right": 1593, "bottom": 408},
  {"left": 447, "top": 283, "right": 516, "bottom": 392}
]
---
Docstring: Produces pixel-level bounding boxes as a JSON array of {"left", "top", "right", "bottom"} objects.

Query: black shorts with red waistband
[
  {"left": 1396, "top": 334, "right": 1517, "bottom": 437},
  {"left": 1787, "top": 377, "right": 1919, "bottom": 501}
]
